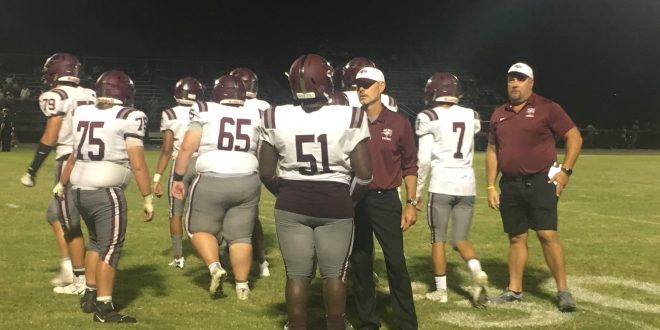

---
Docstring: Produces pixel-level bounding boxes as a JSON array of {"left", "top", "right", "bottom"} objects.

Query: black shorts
[{"left": 498, "top": 172, "right": 558, "bottom": 235}]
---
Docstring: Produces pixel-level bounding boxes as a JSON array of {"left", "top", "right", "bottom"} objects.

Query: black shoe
[
  {"left": 93, "top": 301, "right": 137, "bottom": 323},
  {"left": 80, "top": 289, "right": 97, "bottom": 313},
  {"left": 558, "top": 290, "right": 576, "bottom": 313}
]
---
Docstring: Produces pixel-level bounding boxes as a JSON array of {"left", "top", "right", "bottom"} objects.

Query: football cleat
[
  {"left": 489, "top": 287, "right": 523, "bottom": 304},
  {"left": 558, "top": 290, "right": 576, "bottom": 312},
  {"left": 168, "top": 257, "right": 185, "bottom": 269},
  {"left": 80, "top": 289, "right": 97, "bottom": 313},
  {"left": 53, "top": 276, "right": 85, "bottom": 295},
  {"left": 93, "top": 301, "right": 137, "bottom": 323},
  {"left": 259, "top": 260, "right": 270, "bottom": 277},
  {"left": 20, "top": 172, "right": 35, "bottom": 187},
  {"left": 50, "top": 262, "right": 73, "bottom": 287},
  {"left": 471, "top": 270, "right": 489, "bottom": 308},
  {"left": 236, "top": 285, "right": 250, "bottom": 300},
  {"left": 209, "top": 266, "right": 228, "bottom": 299},
  {"left": 425, "top": 289, "right": 448, "bottom": 303}
]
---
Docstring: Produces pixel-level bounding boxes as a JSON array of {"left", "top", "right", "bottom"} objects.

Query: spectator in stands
[{"left": 19, "top": 84, "right": 31, "bottom": 101}]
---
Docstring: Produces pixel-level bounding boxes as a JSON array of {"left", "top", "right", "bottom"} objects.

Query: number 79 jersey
[
  {"left": 70, "top": 105, "right": 147, "bottom": 189},
  {"left": 260, "top": 104, "right": 370, "bottom": 185},
  {"left": 191, "top": 101, "right": 262, "bottom": 174}
]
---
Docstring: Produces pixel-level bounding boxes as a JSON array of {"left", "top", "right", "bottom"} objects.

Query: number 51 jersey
[
  {"left": 70, "top": 105, "right": 147, "bottom": 190},
  {"left": 260, "top": 104, "right": 370, "bottom": 185}
]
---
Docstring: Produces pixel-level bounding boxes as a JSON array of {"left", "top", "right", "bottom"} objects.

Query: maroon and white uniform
[{"left": 416, "top": 105, "right": 481, "bottom": 198}]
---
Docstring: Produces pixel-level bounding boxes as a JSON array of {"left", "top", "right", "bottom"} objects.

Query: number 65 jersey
[
  {"left": 260, "top": 104, "right": 370, "bottom": 185},
  {"left": 70, "top": 105, "right": 147, "bottom": 190},
  {"left": 191, "top": 101, "right": 262, "bottom": 175}
]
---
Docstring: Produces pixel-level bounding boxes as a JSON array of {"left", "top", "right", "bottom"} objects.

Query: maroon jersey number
[
  {"left": 453, "top": 122, "right": 465, "bottom": 159},
  {"left": 76, "top": 121, "right": 105, "bottom": 161},
  {"left": 296, "top": 134, "right": 332, "bottom": 175}
]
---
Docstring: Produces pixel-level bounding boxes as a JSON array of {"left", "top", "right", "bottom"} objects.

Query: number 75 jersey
[
  {"left": 260, "top": 104, "right": 370, "bottom": 185},
  {"left": 72, "top": 104, "right": 147, "bottom": 166}
]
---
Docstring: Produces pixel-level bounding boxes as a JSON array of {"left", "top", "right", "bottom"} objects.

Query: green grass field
[{"left": 1, "top": 146, "right": 659, "bottom": 329}]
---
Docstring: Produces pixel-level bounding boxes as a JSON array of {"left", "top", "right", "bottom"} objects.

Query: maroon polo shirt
[
  {"left": 488, "top": 93, "right": 575, "bottom": 177},
  {"left": 366, "top": 105, "right": 418, "bottom": 190}
]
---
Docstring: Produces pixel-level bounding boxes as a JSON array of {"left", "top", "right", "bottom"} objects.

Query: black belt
[
  {"left": 368, "top": 188, "right": 397, "bottom": 194},
  {"left": 501, "top": 172, "right": 546, "bottom": 182}
]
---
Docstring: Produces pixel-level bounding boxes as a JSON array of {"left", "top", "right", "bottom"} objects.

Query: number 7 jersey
[{"left": 260, "top": 104, "right": 370, "bottom": 185}]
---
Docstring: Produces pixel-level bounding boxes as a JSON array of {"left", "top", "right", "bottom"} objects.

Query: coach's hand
[
  {"left": 401, "top": 204, "right": 417, "bottom": 232},
  {"left": 143, "top": 194, "right": 154, "bottom": 222},
  {"left": 548, "top": 171, "right": 569, "bottom": 197},
  {"left": 487, "top": 186, "right": 500, "bottom": 210}
]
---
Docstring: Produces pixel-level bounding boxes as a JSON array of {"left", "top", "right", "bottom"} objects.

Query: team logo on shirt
[
  {"left": 381, "top": 128, "right": 393, "bottom": 141},
  {"left": 525, "top": 107, "right": 536, "bottom": 118}
]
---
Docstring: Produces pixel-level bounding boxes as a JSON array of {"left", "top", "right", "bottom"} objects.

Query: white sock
[
  {"left": 236, "top": 281, "right": 249, "bottom": 290},
  {"left": 434, "top": 275, "right": 447, "bottom": 291},
  {"left": 96, "top": 296, "right": 112, "bottom": 303},
  {"left": 61, "top": 257, "right": 72, "bottom": 270},
  {"left": 208, "top": 262, "right": 222, "bottom": 275},
  {"left": 467, "top": 258, "right": 482, "bottom": 274}
]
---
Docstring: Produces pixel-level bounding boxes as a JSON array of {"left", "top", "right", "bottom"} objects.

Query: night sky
[{"left": 2, "top": 0, "right": 659, "bottom": 128}]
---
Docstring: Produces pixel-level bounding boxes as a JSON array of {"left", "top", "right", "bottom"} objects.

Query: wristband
[
  {"left": 172, "top": 172, "right": 184, "bottom": 182},
  {"left": 153, "top": 173, "right": 161, "bottom": 183},
  {"left": 143, "top": 194, "right": 154, "bottom": 205},
  {"left": 487, "top": 186, "right": 496, "bottom": 190}
]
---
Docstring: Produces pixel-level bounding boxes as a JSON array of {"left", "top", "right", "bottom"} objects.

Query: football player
[
  {"left": 415, "top": 72, "right": 489, "bottom": 306},
  {"left": 259, "top": 54, "right": 372, "bottom": 330},
  {"left": 229, "top": 67, "right": 271, "bottom": 277},
  {"left": 54, "top": 70, "right": 153, "bottom": 323},
  {"left": 20, "top": 53, "right": 96, "bottom": 293},
  {"left": 152, "top": 77, "right": 204, "bottom": 269},
  {"left": 341, "top": 57, "right": 398, "bottom": 111},
  {"left": 171, "top": 75, "right": 261, "bottom": 301}
]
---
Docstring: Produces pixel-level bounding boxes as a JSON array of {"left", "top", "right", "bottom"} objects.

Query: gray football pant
[
  {"left": 427, "top": 193, "right": 475, "bottom": 245},
  {"left": 275, "top": 209, "right": 353, "bottom": 281}
]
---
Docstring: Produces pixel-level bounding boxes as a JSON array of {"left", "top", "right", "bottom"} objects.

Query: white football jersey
[
  {"left": 190, "top": 101, "right": 261, "bottom": 174},
  {"left": 39, "top": 85, "right": 96, "bottom": 159},
  {"left": 244, "top": 97, "right": 271, "bottom": 112},
  {"left": 343, "top": 90, "right": 398, "bottom": 112},
  {"left": 416, "top": 105, "right": 481, "bottom": 196},
  {"left": 70, "top": 105, "right": 147, "bottom": 190},
  {"left": 160, "top": 105, "right": 192, "bottom": 158},
  {"left": 260, "top": 104, "right": 370, "bottom": 185}
]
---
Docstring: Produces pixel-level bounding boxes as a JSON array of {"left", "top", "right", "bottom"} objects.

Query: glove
[
  {"left": 52, "top": 182, "right": 65, "bottom": 199},
  {"left": 21, "top": 172, "right": 35, "bottom": 187},
  {"left": 143, "top": 194, "right": 154, "bottom": 222}
]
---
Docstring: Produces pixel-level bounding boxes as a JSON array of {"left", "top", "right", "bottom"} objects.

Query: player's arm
[
  {"left": 349, "top": 139, "right": 372, "bottom": 204},
  {"left": 400, "top": 118, "right": 419, "bottom": 231},
  {"left": 153, "top": 129, "right": 174, "bottom": 197},
  {"left": 52, "top": 152, "right": 76, "bottom": 198},
  {"left": 258, "top": 141, "right": 280, "bottom": 196},
  {"left": 485, "top": 142, "right": 500, "bottom": 210},
  {"left": 171, "top": 124, "right": 202, "bottom": 200},
  {"left": 21, "top": 115, "right": 63, "bottom": 186},
  {"left": 415, "top": 133, "right": 433, "bottom": 203},
  {"left": 127, "top": 141, "right": 154, "bottom": 222}
]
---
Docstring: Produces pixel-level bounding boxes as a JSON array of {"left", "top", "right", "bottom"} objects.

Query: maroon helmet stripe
[{"left": 51, "top": 88, "right": 68, "bottom": 100}]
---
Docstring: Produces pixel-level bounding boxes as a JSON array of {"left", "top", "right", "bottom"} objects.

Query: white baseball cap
[
  {"left": 507, "top": 62, "right": 534, "bottom": 79},
  {"left": 355, "top": 67, "right": 385, "bottom": 83}
]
